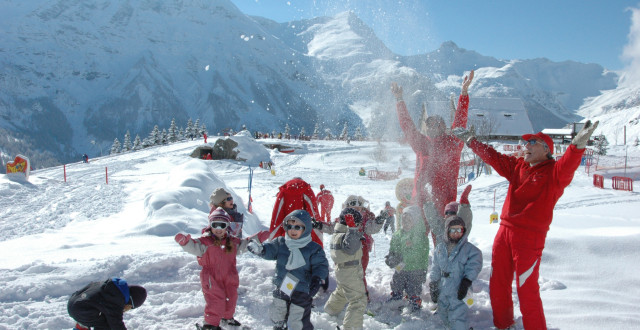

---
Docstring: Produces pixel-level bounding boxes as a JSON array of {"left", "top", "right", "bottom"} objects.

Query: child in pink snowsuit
[{"left": 175, "top": 207, "right": 250, "bottom": 330}]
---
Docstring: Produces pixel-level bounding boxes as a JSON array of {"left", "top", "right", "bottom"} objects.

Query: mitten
[
  {"left": 457, "top": 278, "right": 472, "bottom": 300},
  {"left": 385, "top": 252, "right": 403, "bottom": 268},
  {"left": 174, "top": 233, "right": 191, "bottom": 246},
  {"left": 460, "top": 185, "right": 472, "bottom": 205},
  {"left": 247, "top": 241, "right": 264, "bottom": 255},
  {"left": 309, "top": 276, "right": 323, "bottom": 296},
  {"left": 429, "top": 281, "right": 439, "bottom": 303},
  {"left": 375, "top": 210, "right": 388, "bottom": 224},
  {"left": 312, "top": 219, "right": 323, "bottom": 230},
  {"left": 452, "top": 126, "right": 476, "bottom": 145},
  {"left": 571, "top": 120, "right": 599, "bottom": 149}
]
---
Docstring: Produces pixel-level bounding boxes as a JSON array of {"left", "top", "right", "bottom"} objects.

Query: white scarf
[{"left": 284, "top": 233, "right": 312, "bottom": 270}]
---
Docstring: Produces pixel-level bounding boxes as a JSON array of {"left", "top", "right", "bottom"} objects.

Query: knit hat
[
  {"left": 402, "top": 205, "right": 421, "bottom": 222},
  {"left": 208, "top": 207, "right": 231, "bottom": 224},
  {"left": 128, "top": 285, "right": 147, "bottom": 309},
  {"left": 320, "top": 184, "right": 325, "bottom": 190},
  {"left": 522, "top": 131, "right": 554, "bottom": 155},
  {"left": 444, "top": 202, "right": 460, "bottom": 215},
  {"left": 210, "top": 188, "right": 230, "bottom": 206},
  {"left": 447, "top": 216, "right": 465, "bottom": 229}
]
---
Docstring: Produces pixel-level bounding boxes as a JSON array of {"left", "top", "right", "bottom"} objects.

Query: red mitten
[
  {"left": 460, "top": 185, "right": 472, "bottom": 205},
  {"left": 174, "top": 233, "right": 191, "bottom": 246}
]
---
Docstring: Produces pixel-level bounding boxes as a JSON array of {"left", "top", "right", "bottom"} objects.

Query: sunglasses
[
  {"left": 211, "top": 221, "right": 228, "bottom": 229},
  {"left": 444, "top": 211, "right": 457, "bottom": 216},
  {"left": 348, "top": 200, "right": 362, "bottom": 207},
  {"left": 525, "top": 140, "right": 544, "bottom": 146},
  {"left": 285, "top": 224, "right": 305, "bottom": 231},
  {"left": 448, "top": 227, "right": 463, "bottom": 234},
  {"left": 225, "top": 196, "right": 233, "bottom": 201}
]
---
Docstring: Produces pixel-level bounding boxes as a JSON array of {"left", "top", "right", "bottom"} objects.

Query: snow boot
[
  {"left": 408, "top": 295, "right": 422, "bottom": 312},
  {"left": 201, "top": 324, "right": 221, "bottom": 330},
  {"left": 386, "top": 292, "right": 403, "bottom": 303},
  {"left": 73, "top": 323, "right": 90, "bottom": 330},
  {"left": 222, "top": 318, "right": 242, "bottom": 326}
]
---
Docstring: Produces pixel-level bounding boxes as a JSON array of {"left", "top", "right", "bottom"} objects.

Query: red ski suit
[
  {"left": 190, "top": 235, "right": 242, "bottom": 326},
  {"left": 396, "top": 95, "right": 469, "bottom": 232},
  {"left": 469, "top": 140, "right": 585, "bottom": 330},
  {"left": 316, "top": 189, "right": 335, "bottom": 222}
]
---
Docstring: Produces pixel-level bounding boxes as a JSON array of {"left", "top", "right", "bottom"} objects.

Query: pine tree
[
  {"left": 168, "top": 118, "right": 179, "bottom": 143},
  {"left": 324, "top": 128, "right": 333, "bottom": 140},
  {"left": 110, "top": 138, "right": 121, "bottom": 155},
  {"left": 340, "top": 122, "right": 348, "bottom": 140},
  {"left": 284, "top": 123, "right": 291, "bottom": 139},
  {"left": 200, "top": 123, "right": 207, "bottom": 137},
  {"left": 133, "top": 134, "right": 142, "bottom": 150},
  {"left": 122, "top": 130, "right": 132, "bottom": 152},
  {"left": 312, "top": 123, "right": 320, "bottom": 140},
  {"left": 186, "top": 119, "right": 194, "bottom": 140},
  {"left": 194, "top": 119, "right": 201, "bottom": 138},
  {"left": 149, "top": 125, "right": 161, "bottom": 145},
  {"left": 355, "top": 126, "right": 363, "bottom": 141},
  {"left": 594, "top": 134, "right": 609, "bottom": 155},
  {"left": 299, "top": 127, "right": 306, "bottom": 139},
  {"left": 161, "top": 128, "right": 168, "bottom": 145}
]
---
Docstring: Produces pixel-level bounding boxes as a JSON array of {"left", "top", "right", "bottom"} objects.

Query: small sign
[
  {"left": 490, "top": 212, "right": 499, "bottom": 224},
  {"left": 280, "top": 273, "right": 299, "bottom": 296}
]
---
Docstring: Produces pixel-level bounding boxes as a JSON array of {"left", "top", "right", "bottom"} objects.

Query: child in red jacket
[{"left": 174, "top": 207, "right": 251, "bottom": 330}]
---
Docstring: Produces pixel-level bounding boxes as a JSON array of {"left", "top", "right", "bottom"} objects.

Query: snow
[{"left": 1, "top": 135, "right": 639, "bottom": 329}]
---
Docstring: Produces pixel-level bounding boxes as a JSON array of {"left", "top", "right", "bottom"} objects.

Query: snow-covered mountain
[{"left": 0, "top": 0, "right": 620, "bottom": 169}]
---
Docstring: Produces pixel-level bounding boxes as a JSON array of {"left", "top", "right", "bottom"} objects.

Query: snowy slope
[{"left": 1, "top": 135, "right": 639, "bottom": 329}]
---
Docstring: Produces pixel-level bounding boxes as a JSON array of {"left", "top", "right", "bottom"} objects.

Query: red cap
[{"left": 522, "top": 132, "right": 554, "bottom": 155}]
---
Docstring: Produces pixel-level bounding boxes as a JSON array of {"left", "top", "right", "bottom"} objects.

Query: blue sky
[{"left": 230, "top": 0, "right": 638, "bottom": 71}]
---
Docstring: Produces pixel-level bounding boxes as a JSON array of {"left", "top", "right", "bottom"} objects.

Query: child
[
  {"left": 323, "top": 208, "right": 367, "bottom": 330},
  {"left": 247, "top": 209, "right": 329, "bottom": 330},
  {"left": 209, "top": 187, "right": 244, "bottom": 238},
  {"left": 174, "top": 207, "right": 249, "bottom": 330},
  {"left": 67, "top": 277, "right": 146, "bottom": 330},
  {"left": 384, "top": 205, "right": 430, "bottom": 312},
  {"left": 429, "top": 215, "right": 482, "bottom": 330}
]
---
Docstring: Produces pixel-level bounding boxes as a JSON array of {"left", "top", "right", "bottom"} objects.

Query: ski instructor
[
  {"left": 390, "top": 70, "right": 473, "bottom": 245},
  {"left": 452, "top": 120, "right": 599, "bottom": 330}
]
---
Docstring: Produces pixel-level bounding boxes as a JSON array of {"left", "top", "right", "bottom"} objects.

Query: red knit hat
[
  {"left": 522, "top": 132, "right": 554, "bottom": 155},
  {"left": 208, "top": 207, "right": 231, "bottom": 224}
]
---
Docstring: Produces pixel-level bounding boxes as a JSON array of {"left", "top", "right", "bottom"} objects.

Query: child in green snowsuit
[{"left": 384, "top": 205, "right": 430, "bottom": 311}]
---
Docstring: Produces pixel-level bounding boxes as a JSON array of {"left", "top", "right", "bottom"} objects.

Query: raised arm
[
  {"left": 452, "top": 70, "right": 474, "bottom": 129},
  {"left": 391, "top": 82, "right": 430, "bottom": 155}
]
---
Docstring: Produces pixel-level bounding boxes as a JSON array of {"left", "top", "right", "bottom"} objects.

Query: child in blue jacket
[
  {"left": 247, "top": 210, "right": 329, "bottom": 330},
  {"left": 429, "top": 216, "right": 482, "bottom": 330}
]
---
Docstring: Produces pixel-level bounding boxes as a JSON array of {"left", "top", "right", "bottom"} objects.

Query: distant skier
[
  {"left": 382, "top": 201, "right": 396, "bottom": 234},
  {"left": 316, "top": 184, "right": 334, "bottom": 222},
  {"left": 82, "top": 154, "right": 89, "bottom": 163}
]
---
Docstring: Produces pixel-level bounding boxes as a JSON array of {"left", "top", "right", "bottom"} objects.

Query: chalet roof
[{"left": 425, "top": 97, "right": 534, "bottom": 137}]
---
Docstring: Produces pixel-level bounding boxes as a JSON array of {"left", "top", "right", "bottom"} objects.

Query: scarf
[{"left": 284, "top": 233, "right": 312, "bottom": 270}]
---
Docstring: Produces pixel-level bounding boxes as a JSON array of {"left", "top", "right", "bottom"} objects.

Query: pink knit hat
[
  {"left": 444, "top": 201, "right": 460, "bottom": 215},
  {"left": 208, "top": 207, "right": 231, "bottom": 224}
]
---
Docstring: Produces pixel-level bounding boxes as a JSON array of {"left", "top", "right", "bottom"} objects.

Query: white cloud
[{"left": 621, "top": 6, "right": 640, "bottom": 86}]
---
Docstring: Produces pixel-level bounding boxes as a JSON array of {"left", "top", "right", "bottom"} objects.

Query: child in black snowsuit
[{"left": 67, "top": 277, "right": 146, "bottom": 330}]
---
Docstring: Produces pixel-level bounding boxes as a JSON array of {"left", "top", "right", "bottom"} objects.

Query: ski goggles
[
  {"left": 285, "top": 224, "right": 305, "bottom": 231},
  {"left": 210, "top": 221, "right": 228, "bottom": 229},
  {"left": 448, "top": 227, "right": 463, "bottom": 234}
]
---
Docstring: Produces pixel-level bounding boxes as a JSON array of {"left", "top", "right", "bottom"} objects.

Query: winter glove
[
  {"left": 247, "top": 230, "right": 270, "bottom": 243},
  {"left": 309, "top": 276, "right": 323, "bottom": 297},
  {"left": 312, "top": 218, "right": 323, "bottom": 230},
  {"left": 457, "top": 278, "right": 473, "bottom": 300},
  {"left": 460, "top": 185, "right": 472, "bottom": 205},
  {"left": 375, "top": 210, "right": 389, "bottom": 224},
  {"left": 247, "top": 241, "right": 264, "bottom": 255},
  {"left": 174, "top": 233, "right": 191, "bottom": 246},
  {"left": 452, "top": 126, "right": 476, "bottom": 145},
  {"left": 429, "top": 281, "right": 439, "bottom": 303},
  {"left": 571, "top": 120, "right": 599, "bottom": 149},
  {"left": 385, "top": 252, "right": 403, "bottom": 269}
]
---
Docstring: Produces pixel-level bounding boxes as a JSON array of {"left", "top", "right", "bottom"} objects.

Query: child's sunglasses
[
  {"left": 211, "top": 221, "right": 228, "bottom": 229},
  {"left": 285, "top": 224, "right": 305, "bottom": 231}
]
